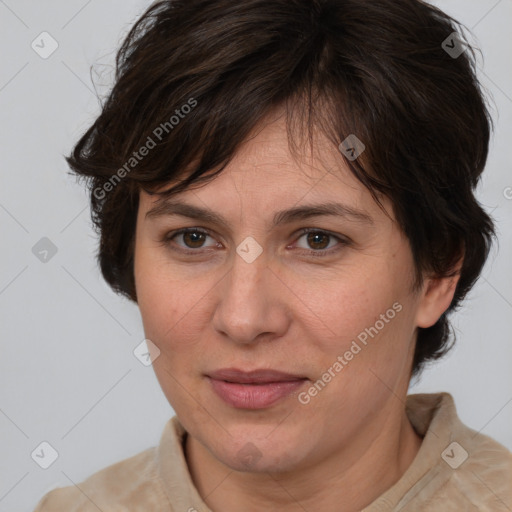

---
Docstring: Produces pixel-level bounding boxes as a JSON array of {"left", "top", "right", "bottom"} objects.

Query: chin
[
  {"left": 212, "top": 427, "right": 307, "bottom": 474},
  {"left": 224, "top": 447, "right": 300, "bottom": 474}
]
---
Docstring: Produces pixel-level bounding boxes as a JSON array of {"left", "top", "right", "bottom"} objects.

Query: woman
[{"left": 35, "top": 0, "right": 512, "bottom": 510}]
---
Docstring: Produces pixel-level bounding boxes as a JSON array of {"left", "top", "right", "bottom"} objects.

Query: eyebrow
[{"left": 145, "top": 199, "right": 374, "bottom": 227}]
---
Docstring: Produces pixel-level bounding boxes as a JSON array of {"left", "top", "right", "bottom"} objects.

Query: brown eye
[
  {"left": 181, "top": 230, "right": 208, "bottom": 248},
  {"left": 164, "top": 228, "right": 219, "bottom": 253},
  {"left": 294, "top": 229, "right": 346, "bottom": 254},
  {"left": 304, "top": 232, "right": 331, "bottom": 250},
  {"left": 291, "top": 229, "right": 351, "bottom": 258}
]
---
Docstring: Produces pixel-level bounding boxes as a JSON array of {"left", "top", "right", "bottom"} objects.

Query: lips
[
  {"left": 206, "top": 368, "right": 308, "bottom": 409},
  {"left": 207, "top": 368, "right": 307, "bottom": 384}
]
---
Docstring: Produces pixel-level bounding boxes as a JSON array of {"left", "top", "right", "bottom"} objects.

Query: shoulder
[
  {"left": 449, "top": 426, "right": 512, "bottom": 508},
  {"left": 415, "top": 435, "right": 512, "bottom": 511},
  {"left": 33, "top": 446, "right": 169, "bottom": 511},
  {"left": 405, "top": 393, "right": 512, "bottom": 510}
]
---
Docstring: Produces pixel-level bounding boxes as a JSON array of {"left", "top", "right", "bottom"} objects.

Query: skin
[{"left": 133, "top": 109, "right": 460, "bottom": 512}]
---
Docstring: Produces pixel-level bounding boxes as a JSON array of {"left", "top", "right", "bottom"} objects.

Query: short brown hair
[{"left": 66, "top": 0, "right": 496, "bottom": 376}]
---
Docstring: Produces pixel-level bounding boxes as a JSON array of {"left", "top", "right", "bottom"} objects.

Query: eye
[
  {"left": 161, "top": 227, "right": 349, "bottom": 257},
  {"left": 293, "top": 228, "right": 349, "bottom": 257},
  {"left": 164, "top": 228, "right": 219, "bottom": 252}
]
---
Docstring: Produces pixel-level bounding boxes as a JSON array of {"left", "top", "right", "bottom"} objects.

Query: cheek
[
  {"left": 303, "top": 297, "right": 415, "bottom": 423},
  {"left": 292, "top": 264, "right": 416, "bottom": 392},
  {"left": 134, "top": 241, "right": 178, "bottom": 343},
  {"left": 134, "top": 245, "right": 215, "bottom": 357},
  {"left": 292, "top": 267, "right": 400, "bottom": 348}
]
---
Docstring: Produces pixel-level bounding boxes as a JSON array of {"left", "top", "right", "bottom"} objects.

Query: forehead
[
  {"left": 219, "top": 112, "right": 359, "bottom": 189},
  {"left": 139, "top": 112, "right": 392, "bottom": 223}
]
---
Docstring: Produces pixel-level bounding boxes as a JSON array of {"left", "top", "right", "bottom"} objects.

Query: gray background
[{"left": 0, "top": 1, "right": 511, "bottom": 510}]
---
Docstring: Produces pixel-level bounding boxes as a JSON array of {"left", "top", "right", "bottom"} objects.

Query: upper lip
[{"left": 207, "top": 368, "right": 307, "bottom": 384}]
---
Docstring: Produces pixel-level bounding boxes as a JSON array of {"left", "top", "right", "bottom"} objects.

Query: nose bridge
[
  {"left": 212, "top": 241, "right": 279, "bottom": 343},
  {"left": 229, "top": 234, "right": 268, "bottom": 297}
]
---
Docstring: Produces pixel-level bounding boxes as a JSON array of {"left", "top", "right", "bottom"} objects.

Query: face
[{"left": 134, "top": 111, "right": 431, "bottom": 474}]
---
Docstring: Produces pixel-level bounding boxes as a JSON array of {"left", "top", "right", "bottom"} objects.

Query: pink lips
[{"left": 206, "top": 368, "right": 308, "bottom": 409}]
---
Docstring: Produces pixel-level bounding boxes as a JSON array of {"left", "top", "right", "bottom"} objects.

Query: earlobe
[{"left": 415, "top": 272, "right": 461, "bottom": 329}]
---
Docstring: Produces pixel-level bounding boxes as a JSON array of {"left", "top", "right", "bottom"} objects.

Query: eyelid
[
  {"left": 292, "top": 228, "right": 349, "bottom": 254},
  {"left": 163, "top": 227, "right": 219, "bottom": 251},
  {"left": 162, "top": 227, "right": 350, "bottom": 256}
]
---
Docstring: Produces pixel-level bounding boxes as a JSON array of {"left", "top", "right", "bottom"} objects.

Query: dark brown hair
[{"left": 66, "top": 0, "right": 496, "bottom": 377}]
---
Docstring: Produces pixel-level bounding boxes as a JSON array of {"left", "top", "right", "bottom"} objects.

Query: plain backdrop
[{"left": 0, "top": 1, "right": 511, "bottom": 510}]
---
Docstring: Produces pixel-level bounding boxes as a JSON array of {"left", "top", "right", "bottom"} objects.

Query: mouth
[{"left": 206, "top": 368, "right": 309, "bottom": 409}]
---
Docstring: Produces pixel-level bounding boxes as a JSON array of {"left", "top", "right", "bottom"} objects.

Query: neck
[{"left": 184, "top": 407, "right": 423, "bottom": 512}]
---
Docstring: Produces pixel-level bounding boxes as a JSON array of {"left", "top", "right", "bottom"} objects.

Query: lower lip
[{"left": 207, "top": 377, "right": 307, "bottom": 409}]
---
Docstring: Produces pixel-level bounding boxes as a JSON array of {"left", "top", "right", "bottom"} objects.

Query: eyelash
[{"left": 161, "top": 227, "right": 350, "bottom": 258}]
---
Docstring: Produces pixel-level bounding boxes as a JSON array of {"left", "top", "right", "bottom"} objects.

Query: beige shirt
[{"left": 34, "top": 393, "right": 512, "bottom": 511}]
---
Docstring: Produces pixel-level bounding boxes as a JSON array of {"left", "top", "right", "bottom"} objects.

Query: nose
[{"left": 211, "top": 246, "right": 290, "bottom": 345}]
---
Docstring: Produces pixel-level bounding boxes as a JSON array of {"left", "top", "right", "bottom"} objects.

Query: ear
[{"left": 415, "top": 259, "right": 463, "bottom": 329}]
